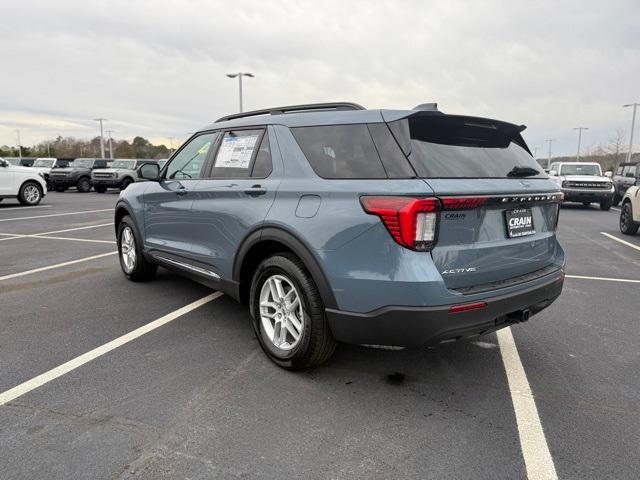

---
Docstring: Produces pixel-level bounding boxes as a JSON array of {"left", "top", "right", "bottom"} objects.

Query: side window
[
  {"left": 291, "top": 124, "right": 387, "bottom": 179},
  {"left": 627, "top": 165, "right": 637, "bottom": 177},
  {"left": 622, "top": 165, "right": 631, "bottom": 177},
  {"left": 166, "top": 133, "right": 215, "bottom": 179},
  {"left": 210, "top": 129, "right": 262, "bottom": 178},
  {"left": 368, "top": 123, "right": 415, "bottom": 178},
  {"left": 616, "top": 165, "right": 624, "bottom": 175},
  {"left": 251, "top": 131, "right": 272, "bottom": 178}
]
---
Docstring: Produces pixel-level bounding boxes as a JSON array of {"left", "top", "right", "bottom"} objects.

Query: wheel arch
[{"left": 234, "top": 226, "right": 337, "bottom": 309}]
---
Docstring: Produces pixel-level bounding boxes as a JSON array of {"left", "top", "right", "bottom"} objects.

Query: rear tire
[
  {"left": 612, "top": 193, "right": 621, "bottom": 206},
  {"left": 18, "top": 181, "right": 43, "bottom": 206},
  {"left": 600, "top": 198, "right": 612, "bottom": 211},
  {"left": 250, "top": 254, "right": 337, "bottom": 369},
  {"left": 77, "top": 177, "right": 91, "bottom": 192},
  {"left": 620, "top": 202, "right": 639, "bottom": 235},
  {"left": 117, "top": 215, "right": 157, "bottom": 281},
  {"left": 582, "top": 202, "right": 591, "bottom": 207},
  {"left": 55, "top": 186, "right": 67, "bottom": 192}
]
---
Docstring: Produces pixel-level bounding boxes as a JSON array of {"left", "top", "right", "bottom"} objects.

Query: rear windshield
[
  {"left": 392, "top": 114, "right": 545, "bottom": 179},
  {"left": 560, "top": 164, "right": 601, "bottom": 176}
]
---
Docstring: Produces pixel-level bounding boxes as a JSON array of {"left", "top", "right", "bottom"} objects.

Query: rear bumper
[{"left": 325, "top": 269, "right": 564, "bottom": 347}]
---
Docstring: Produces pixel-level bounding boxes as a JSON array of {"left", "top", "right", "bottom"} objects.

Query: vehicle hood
[
  {"left": 51, "top": 167, "right": 89, "bottom": 174},
  {"left": 562, "top": 175, "right": 609, "bottom": 182},
  {"left": 92, "top": 168, "right": 132, "bottom": 175},
  {"left": 32, "top": 166, "right": 52, "bottom": 174},
  {"left": 7, "top": 165, "right": 34, "bottom": 172}
]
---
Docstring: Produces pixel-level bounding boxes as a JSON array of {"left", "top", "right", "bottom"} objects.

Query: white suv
[
  {"left": 548, "top": 161, "right": 614, "bottom": 210},
  {"left": 619, "top": 176, "right": 640, "bottom": 235},
  {"left": 0, "top": 157, "right": 48, "bottom": 205}
]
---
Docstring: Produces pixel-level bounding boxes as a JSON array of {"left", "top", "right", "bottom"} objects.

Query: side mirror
[
  {"left": 0, "top": 159, "right": 8, "bottom": 168},
  {"left": 604, "top": 171, "right": 612, "bottom": 178},
  {"left": 138, "top": 162, "right": 160, "bottom": 181},
  {"left": 549, "top": 170, "right": 557, "bottom": 176}
]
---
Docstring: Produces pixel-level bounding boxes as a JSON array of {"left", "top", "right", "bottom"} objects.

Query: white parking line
[
  {"left": 0, "top": 208, "right": 112, "bottom": 222},
  {"left": 0, "top": 293, "right": 222, "bottom": 407},
  {"left": 497, "top": 327, "right": 558, "bottom": 480},
  {"left": 29, "top": 235, "right": 116, "bottom": 244},
  {"left": 600, "top": 231, "right": 640, "bottom": 252},
  {"left": 566, "top": 274, "right": 640, "bottom": 284},
  {"left": 0, "top": 223, "right": 113, "bottom": 242},
  {"left": 0, "top": 251, "right": 117, "bottom": 281}
]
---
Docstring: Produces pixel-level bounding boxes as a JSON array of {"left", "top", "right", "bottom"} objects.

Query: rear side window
[
  {"left": 291, "top": 124, "right": 387, "bottom": 179},
  {"left": 625, "top": 165, "right": 637, "bottom": 177},
  {"left": 390, "top": 115, "right": 545, "bottom": 179},
  {"left": 251, "top": 132, "right": 272, "bottom": 178}
]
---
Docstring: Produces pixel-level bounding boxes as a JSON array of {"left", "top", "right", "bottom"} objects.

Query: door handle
[
  {"left": 176, "top": 185, "right": 188, "bottom": 196},
  {"left": 244, "top": 184, "right": 267, "bottom": 196}
]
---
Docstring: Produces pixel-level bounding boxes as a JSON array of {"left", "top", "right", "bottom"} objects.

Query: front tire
[
  {"left": 94, "top": 185, "right": 107, "bottom": 193},
  {"left": 77, "top": 177, "right": 91, "bottom": 192},
  {"left": 600, "top": 198, "right": 612, "bottom": 211},
  {"left": 582, "top": 202, "right": 591, "bottom": 207},
  {"left": 250, "top": 254, "right": 337, "bottom": 369},
  {"left": 18, "top": 181, "right": 43, "bottom": 206},
  {"left": 120, "top": 177, "right": 133, "bottom": 191},
  {"left": 620, "top": 202, "right": 639, "bottom": 235},
  {"left": 117, "top": 216, "right": 157, "bottom": 281}
]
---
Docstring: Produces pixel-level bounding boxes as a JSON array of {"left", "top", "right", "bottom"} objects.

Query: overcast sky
[{"left": 1, "top": 0, "right": 639, "bottom": 157}]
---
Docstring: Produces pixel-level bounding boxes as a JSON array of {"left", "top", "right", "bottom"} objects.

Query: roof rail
[{"left": 215, "top": 102, "right": 365, "bottom": 123}]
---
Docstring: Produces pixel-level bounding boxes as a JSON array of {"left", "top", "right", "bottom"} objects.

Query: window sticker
[{"left": 214, "top": 134, "right": 259, "bottom": 169}]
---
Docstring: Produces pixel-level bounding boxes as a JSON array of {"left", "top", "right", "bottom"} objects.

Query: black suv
[
  {"left": 49, "top": 158, "right": 111, "bottom": 192},
  {"left": 612, "top": 162, "right": 638, "bottom": 205}
]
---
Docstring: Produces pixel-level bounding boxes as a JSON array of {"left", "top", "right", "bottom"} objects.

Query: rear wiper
[{"left": 507, "top": 166, "right": 540, "bottom": 177}]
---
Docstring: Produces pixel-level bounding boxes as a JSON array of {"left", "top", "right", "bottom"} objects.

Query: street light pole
[
  {"left": 94, "top": 118, "right": 107, "bottom": 159},
  {"left": 546, "top": 138, "right": 555, "bottom": 168},
  {"left": 106, "top": 130, "right": 114, "bottom": 160},
  {"left": 16, "top": 129, "right": 22, "bottom": 160},
  {"left": 168, "top": 136, "right": 175, "bottom": 155},
  {"left": 226, "top": 72, "right": 254, "bottom": 112},
  {"left": 573, "top": 127, "right": 588, "bottom": 161},
  {"left": 624, "top": 103, "right": 638, "bottom": 163}
]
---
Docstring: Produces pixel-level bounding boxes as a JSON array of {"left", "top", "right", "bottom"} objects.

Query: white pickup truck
[{"left": 0, "top": 157, "right": 48, "bottom": 205}]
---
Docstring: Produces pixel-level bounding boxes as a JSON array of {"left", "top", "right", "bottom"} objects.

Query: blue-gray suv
[{"left": 115, "top": 102, "right": 565, "bottom": 369}]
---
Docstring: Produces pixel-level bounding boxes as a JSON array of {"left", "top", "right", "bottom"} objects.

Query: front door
[
  {"left": 189, "top": 126, "right": 281, "bottom": 280},
  {"left": 144, "top": 132, "right": 217, "bottom": 261}
]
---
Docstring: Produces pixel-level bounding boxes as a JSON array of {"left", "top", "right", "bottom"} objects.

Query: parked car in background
[
  {"left": 115, "top": 102, "right": 565, "bottom": 369},
  {"left": 49, "top": 158, "right": 111, "bottom": 192},
  {"left": 0, "top": 157, "right": 47, "bottom": 205},
  {"left": 31, "top": 158, "right": 72, "bottom": 187},
  {"left": 4, "top": 158, "right": 35, "bottom": 167},
  {"left": 92, "top": 159, "right": 158, "bottom": 192},
  {"left": 612, "top": 161, "right": 638, "bottom": 205},
  {"left": 619, "top": 171, "right": 640, "bottom": 235},
  {"left": 548, "top": 161, "right": 614, "bottom": 210}
]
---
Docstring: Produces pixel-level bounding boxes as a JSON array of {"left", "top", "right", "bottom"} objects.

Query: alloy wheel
[
  {"left": 259, "top": 274, "right": 305, "bottom": 351},
  {"left": 24, "top": 185, "right": 40, "bottom": 204},
  {"left": 120, "top": 226, "right": 137, "bottom": 273}
]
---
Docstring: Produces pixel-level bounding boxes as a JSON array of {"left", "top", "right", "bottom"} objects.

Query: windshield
[
  {"left": 71, "top": 159, "right": 94, "bottom": 168},
  {"left": 33, "top": 159, "right": 55, "bottom": 168},
  {"left": 111, "top": 160, "right": 135, "bottom": 169},
  {"left": 560, "top": 164, "right": 601, "bottom": 176}
]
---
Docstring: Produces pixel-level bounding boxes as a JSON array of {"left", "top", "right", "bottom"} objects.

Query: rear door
[
  {"left": 189, "top": 126, "right": 281, "bottom": 279},
  {"left": 143, "top": 132, "right": 217, "bottom": 261},
  {"left": 385, "top": 113, "right": 562, "bottom": 290}
]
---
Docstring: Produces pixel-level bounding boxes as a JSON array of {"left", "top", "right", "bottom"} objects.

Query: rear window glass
[
  {"left": 291, "top": 124, "right": 387, "bottom": 179},
  {"left": 391, "top": 115, "right": 544, "bottom": 179}
]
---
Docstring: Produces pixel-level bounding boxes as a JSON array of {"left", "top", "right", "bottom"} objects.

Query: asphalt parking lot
[{"left": 1, "top": 192, "right": 639, "bottom": 480}]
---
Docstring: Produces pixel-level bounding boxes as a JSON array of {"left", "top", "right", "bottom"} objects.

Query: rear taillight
[
  {"left": 360, "top": 196, "right": 439, "bottom": 251},
  {"left": 439, "top": 196, "right": 488, "bottom": 210}
]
